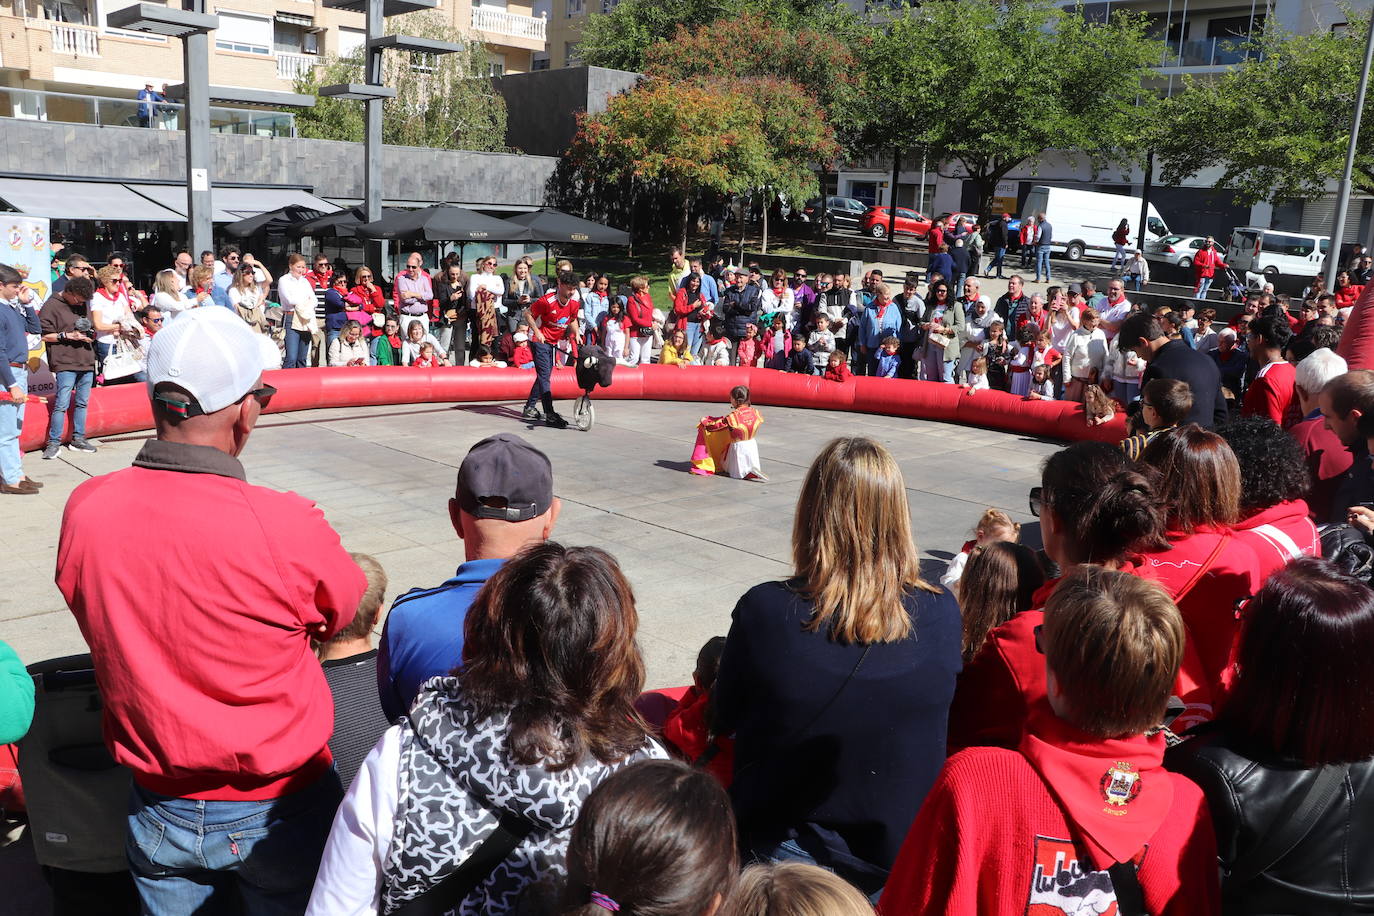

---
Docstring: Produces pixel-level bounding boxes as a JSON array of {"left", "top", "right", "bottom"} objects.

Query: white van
[
  {"left": 1021, "top": 185, "right": 1170, "bottom": 262},
  {"left": 1226, "top": 228, "right": 1329, "bottom": 283}
]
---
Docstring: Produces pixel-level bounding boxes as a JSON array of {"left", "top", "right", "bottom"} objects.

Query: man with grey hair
[{"left": 1289, "top": 348, "right": 1352, "bottom": 521}]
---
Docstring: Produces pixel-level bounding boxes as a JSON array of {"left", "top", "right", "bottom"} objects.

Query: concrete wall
[
  {"left": 0, "top": 119, "right": 557, "bottom": 205},
  {"left": 492, "top": 65, "right": 640, "bottom": 157}
]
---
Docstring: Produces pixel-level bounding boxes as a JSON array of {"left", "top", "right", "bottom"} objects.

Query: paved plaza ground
[{"left": 3, "top": 396, "right": 1058, "bottom": 688}]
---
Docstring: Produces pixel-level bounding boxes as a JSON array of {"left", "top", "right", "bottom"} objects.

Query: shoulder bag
[{"left": 390, "top": 809, "right": 535, "bottom": 916}]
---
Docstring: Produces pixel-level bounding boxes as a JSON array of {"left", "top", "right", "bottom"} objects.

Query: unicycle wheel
[{"left": 573, "top": 395, "right": 594, "bottom": 431}]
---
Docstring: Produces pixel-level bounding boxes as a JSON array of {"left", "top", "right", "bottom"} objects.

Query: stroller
[
  {"left": 572, "top": 343, "right": 615, "bottom": 431},
  {"left": 1225, "top": 267, "right": 1246, "bottom": 301}
]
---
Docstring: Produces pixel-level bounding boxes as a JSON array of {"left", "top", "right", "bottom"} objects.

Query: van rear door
[{"left": 1228, "top": 229, "right": 1259, "bottom": 273}]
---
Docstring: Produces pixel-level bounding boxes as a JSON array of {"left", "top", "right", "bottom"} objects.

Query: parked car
[
  {"left": 1144, "top": 234, "right": 1209, "bottom": 268},
  {"left": 860, "top": 206, "right": 933, "bottom": 239},
  {"left": 1227, "top": 227, "right": 1330, "bottom": 283},
  {"left": 800, "top": 196, "right": 869, "bottom": 231},
  {"left": 1020, "top": 185, "right": 1170, "bottom": 261}
]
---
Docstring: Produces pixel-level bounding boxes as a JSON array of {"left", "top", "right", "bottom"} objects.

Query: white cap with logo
[{"left": 146, "top": 307, "right": 265, "bottom": 414}]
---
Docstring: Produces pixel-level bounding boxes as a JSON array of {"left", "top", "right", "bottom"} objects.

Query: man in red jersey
[{"left": 521, "top": 269, "right": 581, "bottom": 428}]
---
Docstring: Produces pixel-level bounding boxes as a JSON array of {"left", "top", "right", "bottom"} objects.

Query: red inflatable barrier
[{"left": 18, "top": 365, "right": 1127, "bottom": 453}]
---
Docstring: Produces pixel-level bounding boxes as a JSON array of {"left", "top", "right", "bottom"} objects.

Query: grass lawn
[{"left": 497, "top": 260, "right": 677, "bottom": 311}]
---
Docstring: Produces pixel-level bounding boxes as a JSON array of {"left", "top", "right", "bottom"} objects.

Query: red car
[{"left": 860, "top": 206, "right": 933, "bottom": 239}]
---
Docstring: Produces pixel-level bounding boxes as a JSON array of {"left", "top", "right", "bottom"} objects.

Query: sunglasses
[
  {"left": 155, "top": 383, "right": 276, "bottom": 419},
  {"left": 1028, "top": 486, "right": 1043, "bottom": 518},
  {"left": 109, "top": 262, "right": 125, "bottom": 269},
  {"left": 250, "top": 383, "right": 277, "bottom": 406},
  {"left": 148, "top": 317, "right": 164, "bottom": 324}
]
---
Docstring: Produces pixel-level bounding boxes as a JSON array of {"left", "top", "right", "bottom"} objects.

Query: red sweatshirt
[
  {"left": 55, "top": 440, "right": 365, "bottom": 800},
  {"left": 626, "top": 291, "right": 655, "bottom": 331},
  {"left": 1242, "top": 359, "right": 1297, "bottom": 426},
  {"left": 1232, "top": 500, "right": 1319, "bottom": 581},
  {"left": 882, "top": 706, "right": 1220, "bottom": 916},
  {"left": 662, "top": 686, "right": 734, "bottom": 788},
  {"left": 1289, "top": 414, "right": 1354, "bottom": 521}
]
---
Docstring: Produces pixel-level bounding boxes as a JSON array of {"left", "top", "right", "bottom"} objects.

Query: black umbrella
[
  {"left": 353, "top": 205, "right": 533, "bottom": 242},
  {"left": 223, "top": 204, "right": 328, "bottom": 238},
  {"left": 501, "top": 208, "right": 631, "bottom": 246},
  {"left": 288, "top": 206, "right": 371, "bottom": 239}
]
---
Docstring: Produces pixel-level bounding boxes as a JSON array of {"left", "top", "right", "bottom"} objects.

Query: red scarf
[
  {"left": 386, "top": 334, "right": 402, "bottom": 348},
  {"left": 876, "top": 299, "right": 891, "bottom": 321},
  {"left": 1019, "top": 702, "right": 1172, "bottom": 870}
]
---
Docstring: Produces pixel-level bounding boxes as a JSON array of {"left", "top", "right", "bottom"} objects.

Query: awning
[
  {"left": 129, "top": 185, "right": 339, "bottom": 222},
  {"left": 0, "top": 177, "right": 185, "bottom": 222}
]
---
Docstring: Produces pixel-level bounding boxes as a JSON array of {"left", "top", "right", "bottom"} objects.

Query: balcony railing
[
  {"left": 277, "top": 52, "right": 317, "bottom": 81},
  {"left": 470, "top": 6, "right": 547, "bottom": 41},
  {"left": 0, "top": 87, "right": 296, "bottom": 137},
  {"left": 1161, "top": 37, "right": 1262, "bottom": 68},
  {"left": 51, "top": 23, "right": 101, "bottom": 57}
]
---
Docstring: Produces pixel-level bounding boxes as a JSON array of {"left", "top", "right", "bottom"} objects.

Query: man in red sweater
[
  {"left": 1192, "top": 236, "right": 1225, "bottom": 298},
  {"left": 56, "top": 307, "right": 365, "bottom": 914},
  {"left": 1289, "top": 347, "right": 1352, "bottom": 520},
  {"left": 1242, "top": 314, "right": 1298, "bottom": 426},
  {"left": 880, "top": 568, "right": 1219, "bottom": 916}
]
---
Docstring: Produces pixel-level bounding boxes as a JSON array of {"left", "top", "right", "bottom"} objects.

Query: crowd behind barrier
[{"left": 3, "top": 228, "right": 1374, "bottom": 916}]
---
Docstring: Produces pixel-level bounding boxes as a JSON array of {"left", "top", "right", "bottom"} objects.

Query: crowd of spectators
[{"left": 5, "top": 232, "right": 1374, "bottom": 914}]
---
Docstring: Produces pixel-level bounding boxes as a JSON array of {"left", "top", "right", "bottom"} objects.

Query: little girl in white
[
  {"left": 807, "top": 314, "right": 836, "bottom": 375},
  {"left": 1025, "top": 363, "right": 1055, "bottom": 400},
  {"left": 963, "top": 356, "right": 990, "bottom": 393},
  {"left": 601, "top": 302, "right": 628, "bottom": 362},
  {"left": 702, "top": 329, "right": 731, "bottom": 367},
  {"left": 940, "top": 508, "right": 1021, "bottom": 589}
]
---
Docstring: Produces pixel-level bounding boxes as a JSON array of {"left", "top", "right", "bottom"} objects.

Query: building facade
[{"left": 0, "top": 0, "right": 548, "bottom": 126}]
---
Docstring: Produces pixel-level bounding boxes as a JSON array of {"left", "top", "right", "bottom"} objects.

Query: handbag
[{"left": 101, "top": 339, "right": 142, "bottom": 382}]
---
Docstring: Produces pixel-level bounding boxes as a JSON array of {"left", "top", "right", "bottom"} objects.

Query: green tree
[
  {"left": 860, "top": 0, "right": 1162, "bottom": 218},
  {"left": 569, "top": 78, "right": 773, "bottom": 250},
  {"left": 294, "top": 12, "right": 507, "bottom": 151},
  {"left": 1153, "top": 14, "right": 1374, "bottom": 202},
  {"left": 579, "top": 0, "right": 861, "bottom": 73}
]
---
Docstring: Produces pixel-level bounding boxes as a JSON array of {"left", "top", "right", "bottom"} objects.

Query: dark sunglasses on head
[{"left": 155, "top": 384, "right": 276, "bottom": 419}]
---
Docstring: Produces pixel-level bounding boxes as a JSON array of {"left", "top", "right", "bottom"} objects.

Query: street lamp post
[
  {"left": 1326, "top": 15, "right": 1374, "bottom": 290},
  {"left": 108, "top": 2, "right": 219, "bottom": 257}
]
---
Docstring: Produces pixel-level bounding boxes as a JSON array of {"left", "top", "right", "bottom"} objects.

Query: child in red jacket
[
  {"left": 823, "top": 350, "right": 852, "bottom": 383},
  {"left": 879, "top": 567, "right": 1220, "bottom": 916},
  {"left": 662, "top": 636, "right": 734, "bottom": 788}
]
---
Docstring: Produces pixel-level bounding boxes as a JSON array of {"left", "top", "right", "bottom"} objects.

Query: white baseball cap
[{"left": 146, "top": 306, "right": 265, "bottom": 414}]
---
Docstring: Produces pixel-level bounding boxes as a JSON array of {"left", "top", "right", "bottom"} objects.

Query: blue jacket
[
  {"left": 928, "top": 252, "right": 955, "bottom": 282},
  {"left": 1, "top": 299, "right": 39, "bottom": 388},
  {"left": 873, "top": 349, "right": 900, "bottom": 378},
  {"left": 860, "top": 301, "right": 902, "bottom": 350},
  {"left": 375, "top": 558, "right": 505, "bottom": 721},
  {"left": 721, "top": 283, "right": 763, "bottom": 339}
]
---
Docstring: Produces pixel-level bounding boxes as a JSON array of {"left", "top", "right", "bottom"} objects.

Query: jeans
[
  {"left": 325, "top": 328, "right": 342, "bottom": 362},
  {"left": 749, "top": 837, "right": 884, "bottom": 906},
  {"left": 0, "top": 365, "right": 25, "bottom": 485},
  {"left": 439, "top": 318, "right": 468, "bottom": 365},
  {"left": 1035, "top": 245, "right": 1052, "bottom": 281},
  {"left": 126, "top": 772, "right": 343, "bottom": 916},
  {"left": 989, "top": 247, "right": 1006, "bottom": 276},
  {"left": 1128, "top": 275, "right": 1143, "bottom": 292},
  {"left": 1195, "top": 276, "right": 1213, "bottom": 299},
  {"left": 524, "top": 340, "right": 556, "bottom": 413},
  {"left": 284, "top": 328, "right": 311, "bottom": 369},
  {"left": 685, "top": 321, "right": 704, "bottom": 358},
  {"left": 47, "top": 370, "right": 93, "bottom": 445}
]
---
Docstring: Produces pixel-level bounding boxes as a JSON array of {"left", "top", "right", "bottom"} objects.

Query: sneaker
[
  {"left": 521, "top": 406, "right": 544, "bottom": 421},
  {"left": 68, "top": 437, "right": 97, "bottom": 453},
  {"left": 545, "top": 412, "right": 569, "bottom": 429},
  {"left": 42, "top": 443, "right": 60, "bottom": 460}
]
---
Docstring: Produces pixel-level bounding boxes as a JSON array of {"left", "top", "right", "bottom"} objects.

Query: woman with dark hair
[
  {"left": 918, "top": 279, "right": 963, "bottom": 383},
  {"left": 307, "top": 543, "right": 665, "bottom": 916},
  {"left": 1138, "top": 425, "right": 1264, "bottom": 725},
  {"left": 1167, "top": 557, "right": 1374, "bottom": 914},
  {"left": 552, "top": 759, "right": 737, "bottom": 916},
  {"left": 956, "top": 541, "right": 1045, "bottom": 665},
  {"left": 948, "top": 441, "right": 1169, "bottom": 752},
  {"left": 1217, "top": 416, "right": 1319, "bottom": 580},
  {"left": 712, "top": 437, "right": 961, "bottom": 898},
  {"left": 672, "top": 273, "right": 711, "bottom": 356}
]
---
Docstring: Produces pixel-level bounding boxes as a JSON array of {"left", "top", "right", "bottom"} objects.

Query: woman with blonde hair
[
  {"left": 151, "top": 268, "right": 190, "bottom": 320},
  {"left": 720, "top": 863, "right": 873, "bottom": 916},
  {"left": 712, "top": 437, "right": 962, "bottom": 900}
]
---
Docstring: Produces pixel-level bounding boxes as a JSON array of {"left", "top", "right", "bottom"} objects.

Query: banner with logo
[{"left": 4, "top": 217, "right": 56, "bottom": 396}]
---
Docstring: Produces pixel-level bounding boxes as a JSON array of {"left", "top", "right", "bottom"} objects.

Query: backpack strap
[
  {"left": 1171, "top": 532, "right": 1231, "bottom": 605},
  {"left": 1107, "top": 860, "right": 1148, "bottom": 916},
  {"left": 1224, "top": 763, "right": 1348, "bottom": 888},
  {"left": 389, "top": 809, "right": 535, "bottom": 916}
]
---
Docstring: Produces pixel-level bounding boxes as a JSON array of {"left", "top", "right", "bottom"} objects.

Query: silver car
[{"left": 1144, "top": 234, "right": 1208, "bottom": 268}]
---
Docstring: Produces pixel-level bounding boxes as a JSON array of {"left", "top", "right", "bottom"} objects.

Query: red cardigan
[
  {"left": 626, "top": 291, "right": 655, "bottom": 330},
  {"left": 1242, "top": 359, "right": 1297, "bottom": 426},
  {"left": 879, "top": 738, "right": 1219, "bottom": 915},
  {"left": 1289, "top": 414, "right": 1354, "bottom": 521},
  {"left": 671, "top": 288, "right": 708, "bottom": 330}
]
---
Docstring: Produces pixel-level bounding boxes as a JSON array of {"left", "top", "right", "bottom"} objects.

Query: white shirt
[
  {"left": 1065, "top": 327, "right": 1109, "bottom": 379},
  {"left": 1099, "top": 298, "right": 1133, "bottom": 339},
  {"left": 467, "top": 271, "right": 506, "bottom": 308},
  {"left": 92, "top": 288, "right": 133, "bottom": 346},
  {"left": 277, "top": 273, "right": 318, "bottom": 331},
  {"left": 153, "top": 290, "right": 191, "bottom": 319},
  {"left": 401, "top": 333, "right": 444, "bottom": 365},
  {"left": 228, "top": 285, "right": 264, "bottom": 310}
]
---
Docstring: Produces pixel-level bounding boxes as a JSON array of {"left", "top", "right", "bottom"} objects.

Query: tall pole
[
  {"left": 364, "top": 0, "right": 385, "bottom": 269},
  {"left": 184, "top": 0, "right": 212, "bottom": 259},
  {"left": 1137, "top": 148, "right": 1154, "bottom": 251},
  {"left": 1327, "top": 14, "right": 1374, "bottom": 289},
  {"left": 917, "top": 146, "right": 927, "bottom": 215},
  {"left": 886, "top": 146, "right": 900, "bottom": 245}
]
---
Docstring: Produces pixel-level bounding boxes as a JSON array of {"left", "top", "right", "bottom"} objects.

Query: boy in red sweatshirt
[{"left": 880, "top": 566, "right": 1219, "bottom": 916}]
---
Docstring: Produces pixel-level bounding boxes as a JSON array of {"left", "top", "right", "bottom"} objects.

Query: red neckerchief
[
  {"left": 386, "top": 334, "right": 402, "bottom": 348},
  {"left": 1019, "top": 701, "right": 1172, "bottom": 869},
  {"left": 876, "top": 299, "right": 891, "bottom": 320}
]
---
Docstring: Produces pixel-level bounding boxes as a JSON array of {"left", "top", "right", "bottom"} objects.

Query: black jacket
[
  {"left": 502, "top": 275, "right": 544, "bottom": 316},
  {"left": 986, "top": 218, "right": 1008, "bottom": 248},
  {"left": 721, "top": 284, "right": 763, "bottom": 340},
  {"left": 1167, "top": 727, "right": 1374, "bottom": 914},
  {"left": 1141, "top": 338, "right": 1228, "bottom": 428}
]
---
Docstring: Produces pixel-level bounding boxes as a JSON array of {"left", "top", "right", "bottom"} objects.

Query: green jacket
[{"left": 0, "top": 640, "right": 34, "bottom": 745}]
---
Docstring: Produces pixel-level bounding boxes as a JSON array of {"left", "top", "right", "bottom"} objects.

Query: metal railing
[
  {"left": 51, "top": 22, "right": 101, "bottom": 57},
  {"left": 1161, "top": 37, "right": 1262, "bottom": 68},
  {"left": 0, "top": 86, "right": 296, "bottom": 137},
  {"left": 276, "top": 52, "right": 317, "bottom": 81},
  {"left": 470, "top": 6, "right": 547, "bottom": 41}
]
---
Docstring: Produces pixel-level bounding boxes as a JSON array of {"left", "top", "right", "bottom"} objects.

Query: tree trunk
[
  {"left": 887, "top": 146, "right": 901, "bottom": 245},
  {"left": 971, "top": 175, "right": 996, "bottom": 223},
  {"left": 626, "top": 180, "right": 637, "bottom": 259},
  {"left": 761, "top": 197, "right": 770, "bottom": 254},
  {"left": 737, "top": 193, "right": 748, "bottom": 265},
  {"left": 680, "top": 194, "right": 691, "bottom": 254}
]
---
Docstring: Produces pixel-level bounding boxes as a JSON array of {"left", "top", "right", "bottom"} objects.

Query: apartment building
[{"left": 0, "top": 0, "right": 548, "bottom": 128}]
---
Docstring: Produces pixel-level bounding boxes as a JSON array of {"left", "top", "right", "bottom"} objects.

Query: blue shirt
[
  {"left": 680, "top": 272, "right": 718, "bottom": 304},
  {"left": 375, "top": 558, "right": 505, "bottom": 722},
  {"left": 211, "top": 269, "right": 233, "bottom": 309},
  {"left": 1, "top": 298, "right": 39, "bottom": 388}
]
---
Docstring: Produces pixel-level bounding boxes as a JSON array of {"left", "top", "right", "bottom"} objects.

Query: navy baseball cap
[{"left": 456, "top": 434, "right": 553, "bottom": 522}]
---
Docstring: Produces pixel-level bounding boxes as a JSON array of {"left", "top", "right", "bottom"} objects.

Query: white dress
[{"left": 726, "top": 439, "right": 763, "bottom": 479}]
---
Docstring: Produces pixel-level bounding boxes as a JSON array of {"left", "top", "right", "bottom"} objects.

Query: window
[
  {"left": 1262, "top": 233, "right": 1318, "bottom": 257},
  {"left": 531, "top": 52, "right": 550, "bottom": 70},
  {"left": 486, "top": 52, "right": 505, "bottom": 76},
  {"left": 565, "top": 0, "right": 583, "bottom": 14},
  {"left": 216, "top": 10, "right": 272, "bottom": 55},
  {"left": 274, "top": 14, "right": 319, "bottom": 55},
  {"left": 564, "top": 41, "right": 580, "bottom": 65},
  {"left": 337, "top": 26, "right": 365, "bottom": 58}
]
